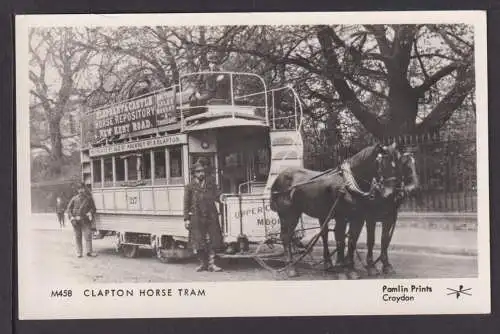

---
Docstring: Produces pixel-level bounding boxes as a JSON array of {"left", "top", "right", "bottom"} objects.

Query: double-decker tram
[{"left": 80, "top": 71, "right": 304, "bottom": 261}]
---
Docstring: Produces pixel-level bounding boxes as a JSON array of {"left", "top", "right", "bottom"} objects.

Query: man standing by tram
[
  {"left": 66, "top": 183, "right": 98, "bottom": 258},
  {"left": 183, "top": 158, "right": 225, "bottom": 272}
]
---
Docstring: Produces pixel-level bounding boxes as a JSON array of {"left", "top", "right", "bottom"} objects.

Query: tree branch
[
  {"left": 364, "top": 25, "right": 392, "bottom": 57},
  {"left": 413, "top": 38, "right": 430, "bottom": 81},
  {"left": 416, "top": 66, "right": 474, "bottom": 132},
  {"left": 30, "top": 142, "right": 51, "bottom": 154},
  {"left": 344, "top": 73, "right": 388, "bottom": 99},
  {"left": 316, "top": 26, "right": 385, "bottom": 139},
  {"left": 413, "top": 62, "right": 461, "bottom": 97}
]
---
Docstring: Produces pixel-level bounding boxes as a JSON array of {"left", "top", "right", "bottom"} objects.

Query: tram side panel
[
  {"left": 93, "top": 185, "right": 188, "bottom": 239},
  {"left": 223, "top": 195, "right": 280, "bottom": 244}
]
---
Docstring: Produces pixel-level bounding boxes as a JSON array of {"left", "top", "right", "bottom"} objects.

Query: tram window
[
  {"left": 142, "top": 151, "right": 152, "bottom": 182},
  {"left": 128, "top": 156, "right": 138, "bottom": 181},
  {"left": 103, "top": 157, "right": 113, "bottom": 187},
  {"left": 92, "top": 159, "right": 102, "bottom": 186},
  {"left": 116, "top": 158, "right": 125, "bottom": 182},
  {"left": 169, "top": 146, "right": 184, "bottom": 184},
  {"left": 153, "top": 150, "right": 167, "bottom": 182}
]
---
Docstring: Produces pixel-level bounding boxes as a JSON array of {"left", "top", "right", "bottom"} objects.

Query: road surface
[{"left": 20, "top": 214, "right": 478, "bottom": 284}]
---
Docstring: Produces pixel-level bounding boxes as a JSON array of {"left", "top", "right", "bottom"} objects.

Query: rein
[{"left": 270, "top": 168, "right": 341, "bottom": 196}]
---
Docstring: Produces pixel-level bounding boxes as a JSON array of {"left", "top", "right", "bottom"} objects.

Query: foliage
[{"left": 28, "top": 24, "right": 476, "bottom": 187}]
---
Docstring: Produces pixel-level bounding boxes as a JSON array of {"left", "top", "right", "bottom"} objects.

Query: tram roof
[{"left": 183, "top": 117, "right": 268, "bottom": 132}]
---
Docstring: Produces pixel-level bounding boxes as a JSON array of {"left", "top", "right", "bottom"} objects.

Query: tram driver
[{"left": 183, "top": 158, "right": 225, "bottom": 272}]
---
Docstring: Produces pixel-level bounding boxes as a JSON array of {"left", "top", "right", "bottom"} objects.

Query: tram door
[
  {"left": 217, "top": 129, "right": 270, "bottom": 194},
  {"left": 218, "top": 150, "right": 248, "bottom": 194}
]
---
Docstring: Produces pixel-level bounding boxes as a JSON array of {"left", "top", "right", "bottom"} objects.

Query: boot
[
  {"left": 196, "top": 250, "right": 208, "bottom": 272},
  {"left": 208, "top": 251, "right": 223, "bottom": 272}
]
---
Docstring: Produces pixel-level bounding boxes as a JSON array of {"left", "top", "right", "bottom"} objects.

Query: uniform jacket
[
  {"left": 183, "top": 177, "right": 224, "bottom": 251},
  {"left": 66, "top": 192, "right": 96, "bottom": 222}
]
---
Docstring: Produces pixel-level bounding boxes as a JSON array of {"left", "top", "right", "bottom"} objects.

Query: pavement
[{"left": 26, "top": 213, "right": 478, "bottom": 257}]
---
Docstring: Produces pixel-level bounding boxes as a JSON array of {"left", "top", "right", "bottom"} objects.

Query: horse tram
[
  {"left": 80, "top": 70, "right": 419, "bottom": 279},
  {"left": 80, "top": 71, "right": 309, "bottom": 269}
]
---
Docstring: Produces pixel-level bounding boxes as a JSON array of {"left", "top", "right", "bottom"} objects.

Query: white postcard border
[{"left": 16, "top": 11, "right": 490, "bottom": 319}]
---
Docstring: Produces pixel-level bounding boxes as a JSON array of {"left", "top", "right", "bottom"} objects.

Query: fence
[{"left": 304, "top": 131, "right": 477, "bottom": 213}]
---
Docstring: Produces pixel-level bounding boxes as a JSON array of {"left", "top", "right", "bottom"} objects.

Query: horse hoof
[
  {"left": 347, "top": 270, "right": 361, "bottom": 280},
  {"left": 324, "top": 262, "right": 335, "bottom": 272},
  {"left": 287, "top": 268, "right": 299, "bottom": 278},
  {"left": 336, "top": 272, "right": 348, "bottom": 280},
  {"left": 332, "top": 263, "right": 345, "bottom": 273},
  {"left": 366, "top": 266, "right": 379, "bottom": 277},
  {"left": 383, "top": 264, "right": 396, "bottom": 275}
]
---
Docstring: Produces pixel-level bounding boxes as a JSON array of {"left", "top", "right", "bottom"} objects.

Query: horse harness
[{"left": 272, "top": 150, "right": 415, "bottom": 207}]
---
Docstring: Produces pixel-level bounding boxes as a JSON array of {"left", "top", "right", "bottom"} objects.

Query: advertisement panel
[
  {"left": 155, "top": 89, "right": 178, "bottom": 126},
  {"left": 94, "top": 95, "right": 156, "bottom": 138}
]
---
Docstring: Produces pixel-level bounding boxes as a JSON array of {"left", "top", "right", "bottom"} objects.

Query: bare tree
[{"left": 29, "top": 27, "right": 95, "bottom": 175}]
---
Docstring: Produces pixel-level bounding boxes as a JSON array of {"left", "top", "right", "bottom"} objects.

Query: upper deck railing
[
  {"left": 179, "top": 71, "right": 303, "bottom": 132},
  {"left": 81, "top": 71, "right": 304, "bottom": 148},
  {"left": 179, "top": 71, "right": 269, "bottom": 131}
]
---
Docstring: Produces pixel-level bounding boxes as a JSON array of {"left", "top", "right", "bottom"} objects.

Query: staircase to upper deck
[
  {"left": 264, "top": 86, "right": 304, "bottom": 194},
  {"left": 264, "top": 130, "right": 304, "bottom": 193}
]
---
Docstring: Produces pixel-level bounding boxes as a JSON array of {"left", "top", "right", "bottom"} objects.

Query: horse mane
[{"left": 346, "top": 143, "right": 381, "bottom": 170}]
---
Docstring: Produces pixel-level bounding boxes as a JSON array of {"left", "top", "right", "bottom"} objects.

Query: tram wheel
[
  {"left": 121, "top": 244, "right": 139, "bottom": 258},
  {"left": 155, "top": 246, "right": 172, "bottom": 263}
]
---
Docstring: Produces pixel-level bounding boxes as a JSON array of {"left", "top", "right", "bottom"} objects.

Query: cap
[{"left": 191, "top": 157, "right": 209, "bottom": 172}]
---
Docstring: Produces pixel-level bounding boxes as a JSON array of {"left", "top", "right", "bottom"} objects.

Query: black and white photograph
[{"left": 16, "top": 12, "right": 490, "bottom": 319}]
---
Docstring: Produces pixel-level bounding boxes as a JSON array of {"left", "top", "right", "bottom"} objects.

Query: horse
[
  {"left": 364, "top": 151, "right": 420, "bottom": 276},
  {"left": 269, "top": 142, "right": 402, "bottom": 278}
]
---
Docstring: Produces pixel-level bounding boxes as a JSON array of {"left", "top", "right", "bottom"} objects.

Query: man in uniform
[
  {"left": 183, "top": 158, "right": 224, "bottom": 272},
  {"left": 66, "top": 183, "right": 97, "bottom": 258}
]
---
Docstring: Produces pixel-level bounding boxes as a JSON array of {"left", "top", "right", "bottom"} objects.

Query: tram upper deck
[
  {"left": 81, "top": 71, "right": 302, "bottom": 148},
  {"left": 81, "top": 72, "right": 304, "bottom": 225}
]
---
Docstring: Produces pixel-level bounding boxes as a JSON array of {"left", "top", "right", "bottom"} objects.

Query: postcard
[{"left": 16, "top": 11, "right": 489, "bottom": 319}]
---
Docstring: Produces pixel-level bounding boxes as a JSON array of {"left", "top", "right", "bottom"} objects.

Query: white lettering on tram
[{"left": 89, "top": 134, "right": 187, "bottom": 157}]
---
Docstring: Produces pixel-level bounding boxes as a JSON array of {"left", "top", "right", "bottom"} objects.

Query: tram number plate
[{"left": 127, "top": 194, "right": 140, "bottom": 210}]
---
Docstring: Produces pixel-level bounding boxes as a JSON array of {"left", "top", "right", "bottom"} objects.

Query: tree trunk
[
  {"left": 386, "top": 80, "right": 419, "bottom": 135},
  {"left": 49, "top": 116, "right": 63, "bottom": 175}
]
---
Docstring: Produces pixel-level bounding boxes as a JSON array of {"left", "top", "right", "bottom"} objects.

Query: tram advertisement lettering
[
  {"left": 156, "top": 90, "right": 177, "bottom": 126},
  {"left": 226, "top": 199, "right": 280, "bottom": 236},
  {"left": 89, "top": 134, "right": 187, "bottom": 157},
  {"left": 94, "top": 95, "right": 156, "bottom": 138}
]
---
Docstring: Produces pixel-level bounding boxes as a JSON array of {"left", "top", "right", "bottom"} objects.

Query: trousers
[
  {"left": 72, "top": 218, "right": 93, "bottom": 256},
  {"left": 57, "top": 212, "right": 65, "bottom": 226}
]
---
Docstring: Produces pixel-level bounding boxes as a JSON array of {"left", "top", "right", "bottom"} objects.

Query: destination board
[{"left": 89, "top": 134, "right": 187, "bottom": 157}]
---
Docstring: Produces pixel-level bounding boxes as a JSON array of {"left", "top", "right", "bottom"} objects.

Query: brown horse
[
  {"left": 270, "top": 142, "right": 402, "bottom": 278},
  {"left": 364, "top": 151, "right": 420, "bottom": 276}
]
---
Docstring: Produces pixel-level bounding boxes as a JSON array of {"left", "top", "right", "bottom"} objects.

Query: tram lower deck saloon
[{"left": 81, "top": 71, "right": 304, "bottom": 246}]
